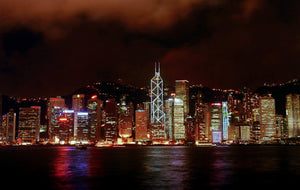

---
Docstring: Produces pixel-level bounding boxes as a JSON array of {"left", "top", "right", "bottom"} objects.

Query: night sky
[{"left": 0, "top": 0, "right": 299, "bottom": 97}]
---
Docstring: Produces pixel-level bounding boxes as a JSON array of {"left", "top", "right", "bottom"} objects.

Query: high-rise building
[
  {"left": 240, "top": 125, "right": 250, "bottom": 141},
  {"left": 104, "top": 99, "right": 118, "bottom": 143},
  {"left": 135, "top": 109, "right": 149, "bottom": 142},
  {"left": 57, "top": 110, "right": 75, "bottom": 144},
  {"left": 195, "top": 92, "right": 209, "bottom": 143},
  {"left": 259, "top": 95, "right": 276, "bottom": 141},
  {"left": 118, "top": 99, "right": 133, "bottom": 141},
  {"left": 185, "top": 116, "right": 194, "bottom": 142},
  {"left": 0, "top": 109, "right": 16, "bottom": 144},
  {"left": 18, "top": 106, "right": 41, "bottom": 144},
  {"left": 72, "top": 94, "right": 85, "bottom": 112},
  {"left": 175, "top": 80, "right": 189, "bottom": 116},
  {"left": 276, "top": 114, "right": 287, "bottom": 138},
  {"left": 276, "top": 115, "right": 285, "bottom": 138},
  {"left": 49, "top": 106, "right": 63, "bottom": 141},
  {"left": 76, "top": 112, "right": 89, "bottom": 143},
  {"left": 173, "top": 98, "right": 185, "bottom": 141},
  {"left": 150, "top": 63, "right": 165, "bottom": 142},
  {"left": 208, "top": 103, "right": 222, "bottom": 143},
  {"left": 87, "top": 95, "right": 103, "bottom": 142},
  {"left": 150, "top": 62, "right": 165, "bottom": 124},
  {"left": 286, "top": 94, "right": 300, "bottom": 138},
  {"left": 222, "top": 102, "right": 229, "bottom": 141},
  {"left": 119, "top": 114, "right": 132, "bottom": 138},
  {"left": 48, "top": 97, "right": 66, "bottom": 139},
  {"left": 73, "top": 94, "right": 85, "bottom": 138},
  {"left": 165, "top": 98, "right": 174, "bottom": 141}
]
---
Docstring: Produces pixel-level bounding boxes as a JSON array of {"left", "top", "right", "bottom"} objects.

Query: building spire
[{"left": 154, "top": 62, "right": 161, "bottom": 74}]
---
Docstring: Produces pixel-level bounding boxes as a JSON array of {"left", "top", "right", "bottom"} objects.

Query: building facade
[
  {"left": 87, "top": 96, "right": 103, "bottom": 142},
  {"left": 259, "top": 96, "right": 276, "bottom": 141},
  {"left": 135, "top": 110, "right": 149, "bottom": 141},
  {"left": 18, "top": 106, "right": 41, "bottom": 144},
  {"left": 286, "top": 94, "right": 300, "bottom": 138}
]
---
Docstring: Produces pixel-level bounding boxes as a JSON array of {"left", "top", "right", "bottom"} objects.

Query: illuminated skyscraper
[
  {"left": 195, "top": 92, "right": 209, "bottom": 143},
  {"left": 18, "top": 106, "right": 41, "bottom": 144},
  {"left": 240, "top": 125, "right": 250, "bottom": 141},
  {"left": 135, "top": 109, "right": 149, "bottom": 141},
  {"left": 118, "top": 99, "right": 133, "bottom": 140},
  {"left": 57, "top": 110, "right": 75, "bottom": 144},
  {"left": 286, "top": 94, "right": 300, "bottom": 138},
  {"left": 119, "top": 114, "right": 132, "bottom": 138},
  {"left": 104, "top": 99, "right": 118, "bottom": 143},
  {"left": 49, "top": 106, "right": 63, "bottom": 141},
  {"left": 150, "top": 62, "right": 165, "bottom": 124},
  {"left": 73, "top": 94, "right": 85, "bottom": 138},
  {"left": 222, "top": 102, "right": 229, "bottom": 141},
  {"left": 259, "top": 96, "right": 276, "bottom": 141},
  {"left": 87, "top": 95, "right": 103, "bottom": 142},
  {"left": 76, "top": 112, "right": 89, "bottom": 142},
  {"left": 173, "top": 98, "right": 185, "bottom": 141},
  {"left": 48, "top": 97, "right": 66, "bottom": 139},
  {"left": 0, "top": 109, "right": 16, "bottom": 144},
  {"left": 208, "top": 103, "right": 222, "bottom": 143},
  {"left": 165, "top": 97, "right": 174, "bottom": 141},
  {"left": 150, "top": 63, "right": 165, "bottom": 142},
  {"left": 175, "top": 80, "right": 189, "bottom": 117},
  {"left": 72, "top": 94, "right": 85, "bottom": 112}
]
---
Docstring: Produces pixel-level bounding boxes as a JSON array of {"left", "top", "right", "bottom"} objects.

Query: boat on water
[{"left": 75, "top": 143, "right": 87, "bottom": 150}]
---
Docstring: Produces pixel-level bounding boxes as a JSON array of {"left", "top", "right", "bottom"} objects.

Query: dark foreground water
[{"left": 1, "top": 146, "right": 300, "bottom": 190}]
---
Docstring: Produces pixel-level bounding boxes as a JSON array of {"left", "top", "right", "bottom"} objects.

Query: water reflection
[
  {"left": 210, "top": 147, "right": 232, "bottom": 189},
  {"left": 143, "top": 147, "right": 190, "bottom": 189},
  {"left": 51, "top": 146, "right": 89, "bottom": 189}
]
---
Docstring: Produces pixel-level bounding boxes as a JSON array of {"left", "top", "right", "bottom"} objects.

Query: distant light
[
  {"left": 77, "top": 94, "right": 80, "bottom": 98},
  {"left": 63, "top": 110, "right": 74, "bottom": 113},
  {"left": 77, "top": 112, "right": 88, "bottom": 116},
  {"left": 171, "top": 92, "right": 176, "bottom": 97},
  {"left": 59, "top": 117, "right": 68, "bottom": 122},
  {"left": 211, "top": 103, "right": 221, "bottom": 106},
  {"left": 91, "top": 95, "right": 97, "bottom": 99}
]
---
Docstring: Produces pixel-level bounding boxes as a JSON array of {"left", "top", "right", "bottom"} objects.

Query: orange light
[
  {"left": 91, "top": 95, "right": 97, "bottom": 99},
  {"left": 59, "top": 117, "right": 68, "bottom": 122},
  {"left": 171, "top": 93, "right": 176, "bottom": 97}
]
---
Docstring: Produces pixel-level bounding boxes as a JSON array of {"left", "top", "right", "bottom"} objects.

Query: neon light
[
  {"left": 91, "top": 95, "right": 97, "bottom": 99},
  {"left": 211, "top": 103, "right": 221, "bottom": 106}
]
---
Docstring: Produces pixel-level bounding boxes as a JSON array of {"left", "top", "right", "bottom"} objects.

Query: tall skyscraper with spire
[
  {"left": 150, "top": 62, "right": 165, "bottom": 124},
  {"left": 150, "top": 62, "right": 166, "bottom": 141}
]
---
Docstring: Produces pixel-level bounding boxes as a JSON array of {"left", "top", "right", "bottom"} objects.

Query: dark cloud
[
  {"left": 2, "top": 28, "right": 43, "bottom": 56},
  {"left": 0, "top": 0, "right": 299, "bottom": 96}
]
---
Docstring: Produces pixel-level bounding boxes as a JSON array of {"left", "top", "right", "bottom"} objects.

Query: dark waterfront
[{"left": 1, "top": 146, "right": 300, "bottom": 190}]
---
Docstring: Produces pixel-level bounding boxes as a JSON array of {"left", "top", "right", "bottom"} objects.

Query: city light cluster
[{"left": 0, "top": 65, "right": 299, "bottom": 146}]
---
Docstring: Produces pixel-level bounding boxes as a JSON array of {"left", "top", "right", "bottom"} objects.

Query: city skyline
[
  {"left": 0, "top": 0, "right": 299, "bottom": 97},
  {"left": 0, "top": 64, "right": 299, "bottom": 146}
]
